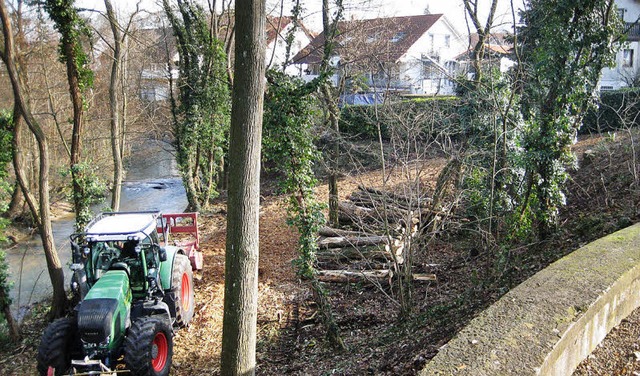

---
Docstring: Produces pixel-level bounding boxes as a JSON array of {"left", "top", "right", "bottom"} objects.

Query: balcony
[{"left": 626, "top": 22, "right": 640, "bottom": 41}]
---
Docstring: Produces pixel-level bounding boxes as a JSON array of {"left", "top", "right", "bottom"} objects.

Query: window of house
[
  {"left": 445, "top": 35, "right": 451, "bottom": 48},
  {"left": 623, "top": 48, "right": 634, "bottom": 67},
  {"left": 428, "top": 33, "right": 434, "bottom": 47},
  {"left": 422, "top": 60, "right": 440, "bottom": 79},
  {"left": 618, "top": 8, "right": 626, "bottom": 20},
  {"left": 309, "top": 64, "right": 321, "bottom": 75}
]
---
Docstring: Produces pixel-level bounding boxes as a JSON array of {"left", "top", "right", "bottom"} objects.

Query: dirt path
[
  {"left": 172, "top": 198, "right": 302, "bottom": 375},
  {"left": 170, "top": 161, "right": 452, "bottom": 375}
]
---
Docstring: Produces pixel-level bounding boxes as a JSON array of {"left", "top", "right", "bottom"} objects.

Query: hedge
[
  {"left": 339, "top": 96, "right": 461, "bottom": 140},
  {"left": 582, "top": 89, "right": 640, "bottom": 134}
]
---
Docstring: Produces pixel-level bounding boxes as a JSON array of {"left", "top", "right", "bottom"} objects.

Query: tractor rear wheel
[
  {"left": 124, "top": 316, "right": 173, "bottom": 376},
  {"left": 36, "top": 317, "right": 81, "bottom": 376},
  {"left": 169, "top": 253, "right": 194, "bottom": 327}
]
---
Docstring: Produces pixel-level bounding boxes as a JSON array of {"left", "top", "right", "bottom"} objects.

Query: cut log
[
  {"left": 348, "top": 192, "right": 411, "bottom": 213},
  {"left": 338, "top": 201, "right": 419, "bottom": 227},
  {"left": 353, "top": 186, "right": 432, "bottom": 208},
  {"left": 316, "top": 269, "right": 392, "bottom": 283},
  {"left": 316, "top": 246, "right": 391, "bottom": 262},
  {"left": 412, "top": 273, "right": 437, "bottom": 282},
  {"left": 338, "top": 201, "right": 375, "bottom": 225},
  {"left": 318, "top": 226, "right": 376, "bottom": 238},
  {"left": 318, "top": 235, "right": 389, "bottom": 249}
]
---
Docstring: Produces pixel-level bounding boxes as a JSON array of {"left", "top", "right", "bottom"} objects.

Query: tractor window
[
  {"left": 137, "top": 242, "right": 156, "bottom": 270},
  {"left": 140, "top": 232, "right": 158, "bottom": 246},
  {"left": 119, "top": 241, "right": 138, "bottom": 259},
  {"left": 91, "top": 242, "right": 120, "bottom": 280}
]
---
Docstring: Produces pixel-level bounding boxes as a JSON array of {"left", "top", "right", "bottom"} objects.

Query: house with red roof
[{"left": 291, "top": 13, "right": 466, "bottom": 96}]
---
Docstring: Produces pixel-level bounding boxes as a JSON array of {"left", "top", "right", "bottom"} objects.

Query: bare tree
[
  {"left": 0, "top": 1, "right": 67, "bottom": 318},
  {"left": 320, "top": 0, "right": 344, "bottom": 226},
  {"left": 463, "top": 0, "right": 499, "bottom": 82},
  {"left": 103, "top": 0, "right": 140, "bottom": 211},
  {"left": 220, "top": 0, "right": 266, "bottom": 374}
]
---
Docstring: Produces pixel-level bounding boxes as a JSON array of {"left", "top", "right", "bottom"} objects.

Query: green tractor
[{"left": 36, "top": 211, "right": 202, "bottom": 376}]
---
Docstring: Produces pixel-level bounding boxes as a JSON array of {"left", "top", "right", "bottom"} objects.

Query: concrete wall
[{"left": 420, "top": 223, "right": 640, "bottom": 375}]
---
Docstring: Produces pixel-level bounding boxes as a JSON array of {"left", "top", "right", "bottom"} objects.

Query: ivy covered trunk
[
  {"left": 263, "top": 69, "right": 345, "bottom": 350},
  {"left": 43, "top": 0, "right": 95, "bottom": 231},
  {"left": 163, "top": 0, "right": 230, "bottom": 211},
  {"left": 518, "top": 0, "right": 623, "bottom": 240}
]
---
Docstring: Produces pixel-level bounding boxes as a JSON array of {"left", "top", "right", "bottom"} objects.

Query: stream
[{"left": 5, "top": 139, "right": 188, "bottom": 317}]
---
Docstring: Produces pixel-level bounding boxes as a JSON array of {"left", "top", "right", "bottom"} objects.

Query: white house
[
  {"left": 292, "top": 14, "right": 467, "bottom": 96},
  {"left": 265, "top": 16, "right": 316, "bottom": 76},
  {"left": 600, "top": 0, "right": 640, "bottom": 90},
  {"left": 136, "top": 27, "right": 179, "bottom": 102},
  {"left": 137, "top": 17, "right": 315, "bottom": 101}
]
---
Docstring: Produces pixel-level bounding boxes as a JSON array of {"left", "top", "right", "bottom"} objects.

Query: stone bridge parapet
[{"left": 420, "top": 223, "right": 640, "bottom": 375}]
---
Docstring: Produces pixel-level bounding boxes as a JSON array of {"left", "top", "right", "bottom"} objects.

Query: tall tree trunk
[
  {"left": 324, "top": 85, "right": 340, "bottom": 226},
  {"left": 0, "top": 2, "right": 67, "bottom": 318},
  {"left": 462, "top": 0, "right": 499, "bottom": 82},
  {"left": 11, "top": 108, "right": 40, "bottom": 227},
  {"left": 66, "top": 47, "right": 87, "bottom": 230},
  {"left": 105, "top": 0, "right": 124, "bottom": 211},
  {"left": 6, "top": 181, "right": 25, "bottom": 220},
  {"left": 44, "top": 0, "right": 90, "bottom": 231},
  {"left": 320, "top": 0, "right": 342, "bottom": 226},
  {"left": 220, "top": 0, "right": 266, "bottom": 374}
]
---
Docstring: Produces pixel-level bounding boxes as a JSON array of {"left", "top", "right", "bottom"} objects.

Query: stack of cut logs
[
  {"left": 315, "top": 186, "right": 437, "bottom": 283},
  {"left": 337, "top": 186, "right": 433, "bottom": 227}
]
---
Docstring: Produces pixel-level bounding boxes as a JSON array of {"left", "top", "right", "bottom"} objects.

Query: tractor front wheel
[
  {"left": 170, "top": 253, "right": 195, "bottom": 327},
  {"left": 125, "top": 316, "right": 173, "bottom": 376},
  {"left": 36, "top": 317, "right": 81, "bottom": 376}
]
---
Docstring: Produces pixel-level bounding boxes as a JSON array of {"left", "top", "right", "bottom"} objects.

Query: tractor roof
[{"left": 84, "top": 212, "right": 158, "bottom": 241}]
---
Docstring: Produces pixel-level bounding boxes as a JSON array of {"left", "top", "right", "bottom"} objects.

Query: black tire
[
  {"left": 36, "top": 317, "right": 82, "bottom": 376},
  {"left": 124, "top": 316, "right": 173, "bottom": 376},
  {"left": 169, "top": 253, "right": 195, "bottom": 327}
]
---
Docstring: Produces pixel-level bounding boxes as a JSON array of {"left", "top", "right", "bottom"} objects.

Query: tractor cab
[{"left": 70, "top": 211, "right": 167, "bottom": 299}]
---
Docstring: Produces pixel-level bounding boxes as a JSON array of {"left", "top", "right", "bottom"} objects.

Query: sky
[
  {"left": 291, "top": 0, "right": 524, "bottom": 33},
  {"left": 77, "top": 0, "right": 524, "bottom": 34}
]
